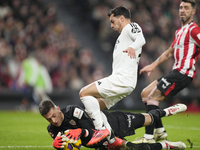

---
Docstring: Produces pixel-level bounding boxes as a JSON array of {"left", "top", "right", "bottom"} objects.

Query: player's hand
[
  {"left": 139, "top": 64, "right": 155, "bottom": 76},
  {"left": 64, "top": 128, "right": 82, "bottom": 144},
  {"left": 52, "top": 132, "right": 66, "bottom": 149},
  {"left": 123, "top": 47, "right": 136, "bottom": 59}
]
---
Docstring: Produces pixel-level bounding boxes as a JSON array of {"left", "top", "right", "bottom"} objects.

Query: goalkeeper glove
[
  {"left": 64, "top": 128, "right": 88, "bottom": 144},
  {"left": 52, "top": 132, "right": 66, "bottom": 149}
]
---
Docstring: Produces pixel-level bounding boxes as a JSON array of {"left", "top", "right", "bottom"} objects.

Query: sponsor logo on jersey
[
  {"left": 127, "top": 114, "right": 135, "bottom": 128},
  {"left": 69, "top": 119, "right": 76, "bottom": 125},
  {"left": 174, "top": 44, "right": 183, "bottom": 49},
  {"left": 73, "top": 108, "right": 84, "bottom": 119},
  {"left": 161, "top": 78, "right": 171, "bottom": 89}
]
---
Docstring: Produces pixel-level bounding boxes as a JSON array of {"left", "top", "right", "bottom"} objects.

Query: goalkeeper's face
[{"left": 43, "top": 106, "right": 64, "bottom": 127}]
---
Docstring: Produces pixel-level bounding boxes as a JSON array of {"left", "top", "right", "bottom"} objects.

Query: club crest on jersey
[
  {"left": 114, "top": 39, "right": 120, "bottom": 50},
  {"left": 116, "top": 39, "right": 120, "bottom": 44},
  {"left": 69, "top": 119, "right": 76, "bottom": 125}
]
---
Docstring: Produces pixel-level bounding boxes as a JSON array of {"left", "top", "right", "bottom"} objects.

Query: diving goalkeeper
[{"left": 39, "top": 99, "right": 187, "bottom": 150}]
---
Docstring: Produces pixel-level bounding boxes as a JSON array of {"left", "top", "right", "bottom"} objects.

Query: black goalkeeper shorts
[{"left": 106, "top": 111, "right": 145, "bottom": 138}]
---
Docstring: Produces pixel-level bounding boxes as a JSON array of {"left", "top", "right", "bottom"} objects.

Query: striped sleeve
[{"left": 191, "top": 27, "right": 200, "bottom": 47}]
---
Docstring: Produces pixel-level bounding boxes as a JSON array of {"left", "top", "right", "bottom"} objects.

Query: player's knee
[
  {"left": 79, "top": 87, "right": 85, "bottom": 97},
  {"left": 141, "top": 88, "right": 149, "bottom": 103},
  {"left": 146, "top": 98, "right": 160, "bottom": 106},
  {"left": 141, "top": 87, "right": 149, "bottom": 98},
  {"left": 141, "top": 89, "right": 145, "bottom": 98}
]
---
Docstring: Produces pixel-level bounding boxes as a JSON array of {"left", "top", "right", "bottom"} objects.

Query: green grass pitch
[{"left": 0, "top": 110, "right": 199, "bottom": 150}]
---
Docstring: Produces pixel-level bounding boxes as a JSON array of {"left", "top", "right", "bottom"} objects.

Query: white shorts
[{"left": 95, "top": 75, "right": 134, "bottom": 109}]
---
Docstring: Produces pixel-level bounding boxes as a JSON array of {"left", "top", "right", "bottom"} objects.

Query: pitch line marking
[
  {"left": 0, "top": 145, "right": 199, "bottom": 149},
  {"left": 0, "top": 146, "right": 52, "bottom": 148},
  {"left": 165, "top": 125, "right": 200, "bottom": 131}
]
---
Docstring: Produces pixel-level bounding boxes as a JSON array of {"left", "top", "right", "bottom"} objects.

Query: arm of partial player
[{"left": 191, "top": 26, "right": 200, "bottom": 47}]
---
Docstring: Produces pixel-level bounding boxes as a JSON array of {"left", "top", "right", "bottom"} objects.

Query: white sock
[
  {"left": 100, "top": 112, "right": 114, "bottom": 143},
  {"left": 81, "top": 96, "right": 106, "bottom": 130},
  {"left": 155, "top": 127, "right": 165, "bottom": 133},
  {"left": 159, "top": 141, "right": 167, "bottom": 149},
  {"left": 144, "top": 134, "right": 154, "bottom": 139},
  {"left": 164, "top": 108, "right": 169, "bottom": 116}
]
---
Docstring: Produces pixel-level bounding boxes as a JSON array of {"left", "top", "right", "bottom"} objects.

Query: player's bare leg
[
  {"left": 134, "top": 80, "right": 167, "bottom": 143},
  {"left": 141, "top": 81, "right": 167, "bottom": 140}
]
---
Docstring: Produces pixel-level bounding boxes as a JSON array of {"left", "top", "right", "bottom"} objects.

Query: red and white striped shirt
[{"left": 171, "top": 21, "right": 200, "bottom": 78}]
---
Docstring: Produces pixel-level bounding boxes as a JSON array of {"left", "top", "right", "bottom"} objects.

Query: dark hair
[
  {"left": 108, "top": 6, "right": 131, "bottom": 19},
  {"left": 39, "top": 99, "right": 56, "bottom": 116},
  {"left": 181, "top": 0, "right": 196, "bottom": 9}
]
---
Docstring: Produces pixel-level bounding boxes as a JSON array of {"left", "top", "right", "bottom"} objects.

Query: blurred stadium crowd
[
  {"left": 0, "top": 0, "right": 200, "bottom": 111},
  {"left": 0, "top": 0, "right": 106, "bottom": 92}
]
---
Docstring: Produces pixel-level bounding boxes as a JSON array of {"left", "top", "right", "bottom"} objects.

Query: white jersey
[{"left": 111, "top": 22, "right": 146, "bottom": 87}]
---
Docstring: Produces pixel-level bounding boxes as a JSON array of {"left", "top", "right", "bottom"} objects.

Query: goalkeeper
[{"left": 39, "top": 99, "right": 186, "bottom": 150}]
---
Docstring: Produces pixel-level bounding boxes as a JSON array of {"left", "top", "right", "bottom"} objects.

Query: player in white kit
[{"left": 78, "top": 6, "right": 146, "bottom": 148}]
